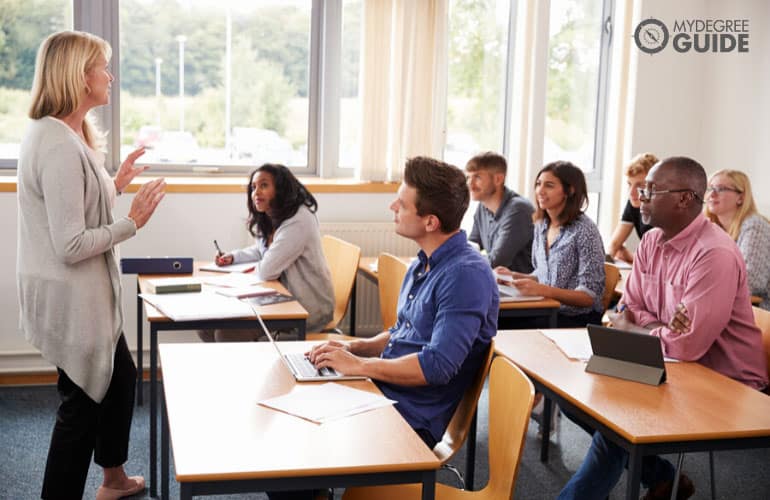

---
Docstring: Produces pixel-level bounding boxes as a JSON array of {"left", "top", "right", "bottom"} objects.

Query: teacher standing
[{"left": 17, "top": 31, "right": 165, "bottom": 500}]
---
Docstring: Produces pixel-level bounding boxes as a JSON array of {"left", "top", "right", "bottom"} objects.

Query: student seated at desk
[
  {"left": 705, "top": 169, "right": 770, "bottom": 310},
  {"left": 311, "top": 156, "right": 497, "bottom": 446},
  {"left": 465, "top": 151, "right": 534, "bottom": 272},
  {"left": 558, "top": 157, "right": 768, "bottom": 500},
  {"left": 496, "top": 161, "right": 605, "bottom": 327},
  {"left": 199, "top": 164, "right": 334, "bottom": 339},
  {"left": 606, "top": 153, "right": 658, "bottom": 264}
]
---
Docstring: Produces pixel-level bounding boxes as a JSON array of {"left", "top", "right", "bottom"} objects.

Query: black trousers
[{"left": 41, "top": 334, "right": 137, "bottom": 500}]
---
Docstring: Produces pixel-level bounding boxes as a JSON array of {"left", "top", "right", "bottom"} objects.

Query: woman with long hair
[
  {"left": 17, "top": 31, "right": 165, "bottom": 499},
  {"left": 203, "top": 163, "right": 334, "bottom": 338},
  {"left": 496, "top": 161, "right": 605, "bottom": 327},
  {"left": 705, "top": 169, "right": 770, "bottom": 309}
]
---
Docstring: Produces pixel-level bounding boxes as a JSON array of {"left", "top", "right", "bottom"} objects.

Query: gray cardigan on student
[
  {"left": 17, "top": 117, "right": 136, "bottom": 402},
  {"left": 230, "top": 206, "right": 334, "bottom": 332}
]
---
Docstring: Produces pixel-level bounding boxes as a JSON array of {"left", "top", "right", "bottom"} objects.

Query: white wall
[
  {"left": 632, "top": 0, "right": 770, "bottom": 213},
  {"left": 0, "top": 190, "right": 396, "bottom": 372}
]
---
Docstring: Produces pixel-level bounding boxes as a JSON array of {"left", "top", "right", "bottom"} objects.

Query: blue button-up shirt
[{"left": 376, "top": 231, "right": 498, "bottom": 443}]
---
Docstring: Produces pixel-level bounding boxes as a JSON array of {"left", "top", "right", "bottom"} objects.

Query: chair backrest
[
  {"left": 481, "top": 356, "right": 535, "bottom": 500},
  {"left": 432, "top": 343, "right": 494, "bottom": 463},
  {"left": 321, "top": 235, "right": 362, "bottom": 330},
  {"left": 602, "top": 262, "right": 621, "bottom": 312},
  {"left": 752, "top": 306, "right": 770, "bottom": 380},
  {"left": 377, "top": 253, "right": 409, "bottom": 330}
]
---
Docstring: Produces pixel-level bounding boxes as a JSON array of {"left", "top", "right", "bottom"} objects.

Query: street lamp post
[
  {"left": 176, "top": 35, "right": 186, "bottom": 132},
  {"left": 154, "top": 57, "right": 162, "bottom": 127}
]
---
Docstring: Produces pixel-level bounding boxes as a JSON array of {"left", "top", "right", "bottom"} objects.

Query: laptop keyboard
[{"left": 285, "top": 352, "right": 337, "bottom": 378}]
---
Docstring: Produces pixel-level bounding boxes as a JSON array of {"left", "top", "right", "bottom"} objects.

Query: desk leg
[
  {"left": 465, "top": 410, "right": 477, "bottom": 490},
  {"left": 349, "top": 278, "right": 357, "bottom": 336},
  {"left": 548, "top": 309, "right": 557, "bottom": 328},
  {"left": 162, "top": 391, "right": 169, "bottom": 500},
  {"left": 540, "top": 398, "right": 552, "bottom": 462},
  {"left": 298, "top": 320, "right": 306, "bottom": 340},
  {"left": 421, "top": 469, "right": 436, "bottom": 500},
  {"left": 137, "top": 281, "right": 143, "bottom": 406},
  {"left": 180, "top": 483, "right": 192, "bottom": 500},
  {"left": 626, "top": 448, "right": 642, "bottom": 500},
  {"left": 150, "top": 324, "right": 158, "bottom": 498}
]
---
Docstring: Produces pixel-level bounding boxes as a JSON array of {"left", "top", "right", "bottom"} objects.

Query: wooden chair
[
  {"left": 433, "top": 344, "right": 494, "bottom": 488},
  {"left": 602, "top": 262, "right": 621, "bottom": 312},
  {"left": 377, "top": 253, "right": 409, "bottom": 330},
  {"left": 342, "top": 356, "right": 535, "bottom": 500},
  {"left": 306, "top": 235, "right": 361, "bottom": 341}
]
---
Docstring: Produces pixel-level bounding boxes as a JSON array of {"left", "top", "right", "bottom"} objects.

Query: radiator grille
[{"left": 320, "top": 222, "right": 417, "bottom": 335}]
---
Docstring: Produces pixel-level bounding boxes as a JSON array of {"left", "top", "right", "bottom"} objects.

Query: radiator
[{"left": 320, "top": 222, "right": 418, "bottom": 335}]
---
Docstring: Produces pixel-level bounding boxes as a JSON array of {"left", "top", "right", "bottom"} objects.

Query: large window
[
  {"left": 543, "top": 0, "right": 612, "bottom": 187},
  {"left": 444, "top": 0, "right": 511, "bottom": 169},
  {"left": 0, "top": 0, "right": 72, "bottom": 167},
  {"left": 119, "top": 0, "right": 311, "bottom": 169}
]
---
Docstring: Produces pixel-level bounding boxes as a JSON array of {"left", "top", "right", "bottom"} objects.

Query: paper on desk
[
  {"left": 201, "top": 273, "right": 265, "bottom": 287},
  {"left": 539, "top": 329, "right": 680, "bottom": 363},
  {"left": 139, "top": 291, "right": 254, "bottom": 321},
  {"left": 258, "top": 383, "right": 395, "bottom": 424},
  {"left": 199, "top": 262, "right": 259, "bottom": 273},
  {"left": 540, "top": 329, "right": 594, "bottom": 361}
]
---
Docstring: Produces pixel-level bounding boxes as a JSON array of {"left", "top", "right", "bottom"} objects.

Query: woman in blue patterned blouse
[{"left": 496, "top": 161, "right": 606, "bottom": 327}]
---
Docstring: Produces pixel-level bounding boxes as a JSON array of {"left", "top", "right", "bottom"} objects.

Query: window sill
[{"left": 0, "top": 175, "right": 399, "bottom": 194}]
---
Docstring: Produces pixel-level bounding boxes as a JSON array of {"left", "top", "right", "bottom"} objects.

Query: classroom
[{"left": 2, "top": 1, "right": 770, "bottom": 499}]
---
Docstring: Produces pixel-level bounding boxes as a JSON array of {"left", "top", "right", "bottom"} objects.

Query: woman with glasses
[
  {"left": 607, "top": 153, "right": 658, "bottom": 264},
  {"left": 496, "top": 161, "right": 606, "bottom": 327},
  {"left": 704, "top": 170, "right": 770, "bottom": 309}
]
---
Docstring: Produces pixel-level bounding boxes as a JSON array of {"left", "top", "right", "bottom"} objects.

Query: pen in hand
[{"left": 214, "top": 239, "right": 224, "bottom": 257}]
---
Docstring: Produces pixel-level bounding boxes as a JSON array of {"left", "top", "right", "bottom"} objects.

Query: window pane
[
  {"left": 119, "top": 0, "right": 311, "bottom": 169},
  {"left": 543, "top": 0, "right": 603, "bottom": 173},
  {"left": 338, "top": 0, "right": 362, "bottom": 169},
  {"left": 0, "top": 0, "right": 72, "bottom": 162},
  {"left": 444, "top": 0, "right": 510, "bottom": 168}
]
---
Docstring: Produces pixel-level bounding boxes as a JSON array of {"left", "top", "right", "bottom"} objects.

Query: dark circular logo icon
[{"left": 634, "top": 18, "right": 669, "bottom": 54}]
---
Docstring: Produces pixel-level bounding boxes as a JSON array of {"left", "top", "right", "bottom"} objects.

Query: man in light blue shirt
[
  {"left": 310, "top": 156, "right": 498, "bottom": 447},
  {"left": 466, "top": 152, "right": 534, "bottom": 272}
]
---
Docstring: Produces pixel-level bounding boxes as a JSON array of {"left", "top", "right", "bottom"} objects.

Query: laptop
[
  {"left": 498, "top": 283, "right": 544, "bottom": 302},
  {"left": 585, "top": 324, "right": 667, "bottom": 386},
  {"left": 251, "top": 309, "right": 367, "bottom": 382}
]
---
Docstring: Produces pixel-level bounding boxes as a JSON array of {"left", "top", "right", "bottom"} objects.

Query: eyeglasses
[
  {"left": 706, "top": 186, "right": 742, "bottom": 195},
  {"left": 637, "top": 187, "right": 703, "bottom": 203}
]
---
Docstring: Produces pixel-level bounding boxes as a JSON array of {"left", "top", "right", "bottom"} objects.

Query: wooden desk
[
  {"left": 159, "top": 342, "right": 439, "bottom": 499},
  {"left": 494, "top": 330, "right": 770, "bottom": 500},
  {"left": 357, "top": 256, "right": 560, "bottom": 329},
  {"left": 136, "top": 263, "right": 309, "bottom": 497}
]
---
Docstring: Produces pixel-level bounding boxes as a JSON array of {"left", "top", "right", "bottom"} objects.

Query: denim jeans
[{"left": 557, "top": 432, "right": 675, "bottom": 499}]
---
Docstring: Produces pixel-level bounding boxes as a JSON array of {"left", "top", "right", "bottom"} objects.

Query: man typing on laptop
[
  {"left": 309, "top": 156, "right": 498, "bottom": 449},
  {"left": 558, "top": 157, "right": 768, "bottom": 500}
]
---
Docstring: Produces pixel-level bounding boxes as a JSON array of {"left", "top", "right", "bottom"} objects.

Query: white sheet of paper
[
  {"left": 540, "top": 329, "right": 594, "bottom": 361},
  {"left": 258, "top": 383, "right": 395, "bottom": 424},
  {"left": 199, "top": 262, "right": 259, "bottom": 273},
  {"left": 139, "top": 291, "right": 255, "bottom": 321},
  {"left": 200, "top": 273, "right": 265, "bottom": 287},
  {"left": 540, "top": 329, "right": 680, "bottom": 363}
]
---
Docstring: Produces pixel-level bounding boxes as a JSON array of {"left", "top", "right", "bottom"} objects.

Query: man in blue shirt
[{"left": 310, "top": 156, "right": 498, "bottom": 447}]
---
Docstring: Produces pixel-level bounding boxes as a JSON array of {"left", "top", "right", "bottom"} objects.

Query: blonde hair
[
  {"left": 625, "top": 152, "right": 658, "bottom": 177},
  {"left": 704, "top": 169, "right": 764, "bottom": 240},
  {"left": 29, "top": 30, "right": 111, "bottom": 150}
]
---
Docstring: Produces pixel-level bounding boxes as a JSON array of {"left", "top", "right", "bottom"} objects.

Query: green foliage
[{"left": 0, "top": 0, "right": 71, "bottom": 88}]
